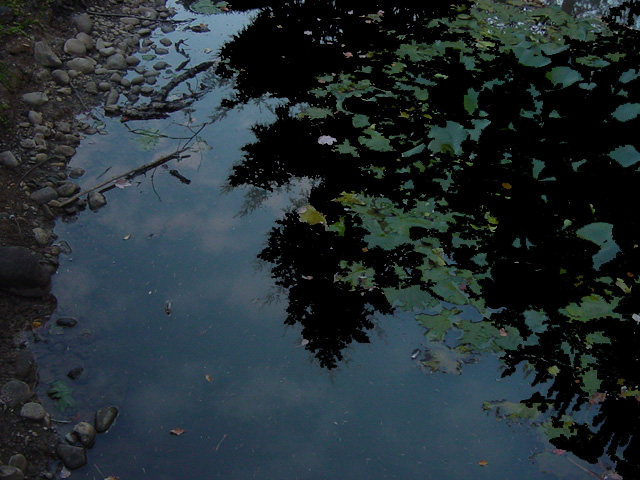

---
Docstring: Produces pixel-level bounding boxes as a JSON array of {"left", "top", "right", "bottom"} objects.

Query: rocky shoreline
[{"left": 0, "top": 0, "right": 192, "bottom": 476}]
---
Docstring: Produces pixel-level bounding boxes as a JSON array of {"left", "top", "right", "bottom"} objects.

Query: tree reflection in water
[{"left": 188, "top": 0, "right": 640, "bottom": 476}]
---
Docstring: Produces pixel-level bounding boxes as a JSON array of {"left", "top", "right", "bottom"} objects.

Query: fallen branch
[
  {"left": 57, "top": 148, "right": 190, "bottom": 207},
  {"left": 87, "top": 10, "right": 194, "bottom": 23}
]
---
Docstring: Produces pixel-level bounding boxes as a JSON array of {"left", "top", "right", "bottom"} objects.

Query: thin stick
[
  {"left": 58, "top": 148, "right": 189, "bottom": 207},
  {"left": 215, "top": 433, "right": 227, "bottom": 452},
  {"left": 87, "top": 10, "right": 194, "bottom": 23},
  {"left": 565, "top": 456, "right": 604, "bottom": 479}
]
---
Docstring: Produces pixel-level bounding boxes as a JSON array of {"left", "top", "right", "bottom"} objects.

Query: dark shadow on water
[{"left": 202, "top": 0, "right": 640, "bottom": 476}]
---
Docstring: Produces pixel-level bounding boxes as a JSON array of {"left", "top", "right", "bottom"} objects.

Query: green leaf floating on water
[
  {"left": 417, "top": 307, "right": 462, "bottom": 342},
  {"left": 358, "top": 130, "right": 393, "bottom": 152},
  {"left": 609, "top": 144, "right": 640, "bottom": 167},
  {"left": 576, "top": 221, "right": 620, "bottom": 269},
  {"left": 298, "top": 204, "right": 326, "bottom": 226},
  {"left": 612, "top": 103, "right": 640, "bottom": 122},
  {"left": 190, "top": 0, "right": 229, "bottom": 14},
  {"left": 545, "top": 66, "right": 583, "bottom": 88},
  {"left": 428, "top": 121, "right": 467, "bottom": 156},
  {"left": 559, "top": 294, "right": 621, "bottom": 322},
  {"left": 47, "top": 380, "right": 76, "bottom": 412}
]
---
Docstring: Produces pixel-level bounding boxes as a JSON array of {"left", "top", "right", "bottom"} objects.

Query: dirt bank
[{"left": 0, "top": 0, "right": 175, "bottom": 475}]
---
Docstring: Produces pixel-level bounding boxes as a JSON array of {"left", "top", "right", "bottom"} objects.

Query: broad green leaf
[
  {"left": 427, "top": 121, "right": 468, "bottom": 155},
  {"left": 335, "top": 140, "right": 359, "bottom": 157},
  {"left": 352, "top": 114, "right": 370, "bottom": 128},
  {"left": 358, "top": 130, "right": 393, "bottom": 152},
  {"left": 301, "top": 107, "right": 334, "bottom": 119},
  {"left": 47, "top": 380, "right": 76, "bottom": 412},
  {"left": 609, "top": 144, "right": 640, "bottom": 167},
  {"left": 560, "top": 294, "right": 621, "bottom": 322},
  {"left": 383, "top": 285, "right": 438, "bottom": 310},
  {"left": 546, "top": 66, "right": 583, "bottom": 88},
  {"left": 612, "top": 103, "right": 640, "bottom": 122},
  {"left": 483, "top": 400, "right": 542, "bottom": 421},
  {"left": 464, "top": 88, "right": 479, "bottom": 115},
  {"left": 190, "top": 0, "right": 229, "bottom": 14},
  {"left": 417, "top": 307, "right": 462, "bottom": 342},
  {"left": 576, "top": 222, "right": 613, "bottom": 247},
  {"left": 401, "top": 143, "right": 426, "bottom": 158},
  {"left": 298, "top": 204, "right": 326, "bottom": 226}
]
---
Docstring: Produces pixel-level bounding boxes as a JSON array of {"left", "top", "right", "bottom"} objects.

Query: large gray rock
[
  {"left": 34, "top": 41, "right": 62, "bottom": 68},
  {"left": 73, "top": 13, "right": 92, "bottom": 33},
  {"left": 0, "top": 380, "right": 31, "bottom": 407},
  {"left": 64, "top": 38, "right": 87, "bottom": 57},
  {"left": 0, "top": 465, "right": 24, "bottom": 480},
  {"left": 0, "top": 247, "right": 52, "bottom": 297},
  {"left": 8, "top": 454, "right": 27, "bottom": 474},
  {"left": 51, "top": 69, "right": 70, "bottom": 86},
  {"left": 0, "top": 151, "right": 19, "bottom": 167},
  {"left": 105, "top": 53, "right": 128, "bottom": 70},
  {"left": 30, "top": 186, "right": 59, "bottom": 204},
  {"left": 73, "top": 422, "right": 96, "bottom": 448},
  {"left": 20, "top": 402, "right": 46, "bottom": 421},
  {"left": 22, "top": 92, "right": 48, "bottom": 107},
  {"left": 56, "top": 444, "right": 87, "bottom": 470},
  {"left": 66, "top": 57, "right": 96, "bottom": 74},
  {"left": 95, "top": 406, "right": 118, "bottom": 432},
  {"left": 76, "top": 32, "right": 94, "bottom": 51},
  {"left": 88, "top": 191, "right": 107, "bottom": 210}
]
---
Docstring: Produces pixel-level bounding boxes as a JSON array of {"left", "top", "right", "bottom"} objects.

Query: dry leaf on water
[
  {"left": 170, "top": 428, "right": 185, "bottom": 436},
  {"left": 205, "top": 374, "right": 213, "bottom": 383},
  {"left": 478, "top": 460, "right": 489, "bottom": 467}
]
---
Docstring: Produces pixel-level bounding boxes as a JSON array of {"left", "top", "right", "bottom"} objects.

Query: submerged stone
[{"left": 95, "top": 406, "right": 118, "bottom": 432}]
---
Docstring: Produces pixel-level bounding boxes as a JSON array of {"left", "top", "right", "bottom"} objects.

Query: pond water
[{"left": 32, "top": 0, "right": 640, "bottom": 479}]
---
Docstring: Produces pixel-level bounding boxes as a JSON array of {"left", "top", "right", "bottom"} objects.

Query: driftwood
[
  {"left": 87, "top": 10, "right": 194, "bottom": 23},
  {"left": 57, "top": 148, "right": 190, "bottom": 207},
  {"left": 115, "top": 61, "right": 216, "bottom": 121}
]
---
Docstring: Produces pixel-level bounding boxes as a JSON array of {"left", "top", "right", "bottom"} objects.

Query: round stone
[
  {"left": 8, "top": 453, "right": 27, "bottom": 474},
  {"left": 63, "top": 38, "right": 87, "bottom": 57},
  {"left": 95, "top": 406, "right": 118, "bottom": 432},
  {"left": 56, "top": 444, "right": 87, "bottom": 470},
  {"left": 51, "top": 69, "right": 70, "bottom": 86},
  {"left": 0, "top": 151, "right": 19, "bottom": 167},
  {"left": 1, "top": 380, "right": 31, "bottom": 407},
  {"left": 73, "top": 422, "right": 96, "bottom": 448},
  {"left": 22, "top": 92, "right": 48, "bottom": 107},
  {"left": 56, "top": 317, "right": 78, "bottom": 327},
  {"left": 75, "top": 32, "right": 94, "bottom": 50},
  {"left": 66, "top": 57, "right": 96, "bottom": 74},
  {"left": 20, "top": 402, "right": 46, "bottom": 421},
  {"left": 0, "top": 465, "right": 24, "bottom": 480},
  {"left": 106, "top": 53, "right": 127, "bottom": 70},
  {"left": 88, "top": 191, "right": 107, "bottom": 210}
]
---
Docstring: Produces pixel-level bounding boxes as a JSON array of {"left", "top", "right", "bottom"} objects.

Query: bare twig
[
  {"left": 87, "top": 9, "right": 194, "bottom": 23},
  {"left": 57, "top": 148, "right": 189, "bottom": 207},
  {"left": 565, "top": 456, "right": 604, "bottom": 480}
]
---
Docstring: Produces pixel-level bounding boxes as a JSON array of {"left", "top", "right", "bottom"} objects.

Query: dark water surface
[{"left": 32, "top": 0, "right": 640, "bottom": 478}]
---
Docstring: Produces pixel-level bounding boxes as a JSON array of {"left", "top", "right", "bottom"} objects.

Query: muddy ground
[{"left": 0, "top": 0, "right": 149, "bottom": 475}]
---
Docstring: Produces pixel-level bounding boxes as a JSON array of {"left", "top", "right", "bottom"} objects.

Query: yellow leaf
[
  {"left": 170, "top": 428, "right": 185, "bottom": 436},
  {"left": 478, "top": 460, "right": 489, "bottom": 467},
  {"left": 205, "top": 374, "right": 213, "bottom": 383},
  {"left": 298, "top": 204, "right": 326, "bottom": 226}
]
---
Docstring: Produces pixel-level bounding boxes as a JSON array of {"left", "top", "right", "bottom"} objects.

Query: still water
[{"left": 31, "top": 3, "right": 615, "bottom": 479}]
